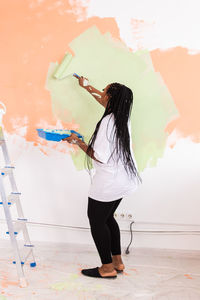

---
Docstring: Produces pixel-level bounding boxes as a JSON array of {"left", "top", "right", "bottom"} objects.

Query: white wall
[
  {"left": 0, "top": 130, "right": 200, "bottom": 250},
  {"left": 1, "top": 0, "right": 200, "bottom": 250}
]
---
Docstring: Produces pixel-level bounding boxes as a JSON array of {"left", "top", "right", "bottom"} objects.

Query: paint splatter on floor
[
  {"left": 0, "top": 275, "right": 18, "bottom": 289},
  {"left": 0, "top": 241, "right": 200, "bottom": 300},
  {"left": 51, "top": 275, "right": 104, "bottom": 292}
]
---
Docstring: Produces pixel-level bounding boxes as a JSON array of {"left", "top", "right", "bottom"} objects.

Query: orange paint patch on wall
[
  {"left": 151, "top": 47, "right": 200, "bottom": 142},
  {"left": 0, "top": 0, "right": 120, "bottom": 142}
]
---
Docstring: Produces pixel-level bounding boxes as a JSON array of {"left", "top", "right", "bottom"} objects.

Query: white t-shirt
[{"left": 88, "top": 113, "right": 140, "bottom": 202}]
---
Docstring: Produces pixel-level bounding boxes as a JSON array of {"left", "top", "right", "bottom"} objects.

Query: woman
[{"left": 63, "top": 76, "right": 142, "bottom": 279}]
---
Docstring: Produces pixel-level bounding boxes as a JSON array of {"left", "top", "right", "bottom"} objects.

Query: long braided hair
[{"left": 84, "top": 82, "right": 142, "bottom": 184}]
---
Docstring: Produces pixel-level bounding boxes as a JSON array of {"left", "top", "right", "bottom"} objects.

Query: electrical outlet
[
  {"left": 120, "top": 213, "right": 125, "bottom": 219},
  {"left": 114, "top": 212, "right": 133, "bottom": 221},
  {"left": 114, "top": 212, "right": 123, "bottom": 220},
  {"left": 126, "top": 213, "right": 133, "bottom": 220}
]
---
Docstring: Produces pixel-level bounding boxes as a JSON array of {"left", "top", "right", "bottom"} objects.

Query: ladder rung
[
  {"left": 13, "top": 261, "right": 24, "bottom": 265},
  {"left": 12, "top": 247, "right": 35, "bottom": 267},
  {"left": 17, "top": 218, "right": 28, "bottom": 222},
  {"left": 1, "top": 166, "right": 15, "bottom": 176},
  {"left": 7, "top": 192, "right": 21, "bottom": 205},
  {"left": 6, "top": 231, "right": 18, "bottom": 235},
  {"left": 13, "top": 261, "right": 36, "bottom": 267},
  {"left": 0, "top": 202, "right": 11, "bottom": 205},
  {"left": 6, "top": 221, "right": 25, "bottom": 236},
  {"left": 24, "top": 244, "right": 34, "bottom": 248},
  {"left": 0, "top": 192, "right": 21, "bottom": 206},
  {"left": 11, "top": 192, "right": 21, "bottom": 195},
  {"left": 18, "top": 248, "right": 35, "bottom": 266}
]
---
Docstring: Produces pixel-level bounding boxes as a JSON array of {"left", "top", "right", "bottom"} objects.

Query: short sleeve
[{"left": 93, "top": 115, "right": 114, "bottom": 164}]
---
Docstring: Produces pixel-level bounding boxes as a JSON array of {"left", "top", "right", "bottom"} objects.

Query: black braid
[{"left": 84, "top": 82, "right": 142, "bottom": 184}]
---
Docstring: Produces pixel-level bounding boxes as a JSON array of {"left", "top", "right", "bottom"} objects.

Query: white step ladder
[{"left": 0, "top": 126, "right": 36, "bottom": 287}]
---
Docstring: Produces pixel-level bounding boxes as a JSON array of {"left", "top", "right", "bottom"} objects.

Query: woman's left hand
[{"left": 62, "top": 133, "right": 79, "bottom": 144}]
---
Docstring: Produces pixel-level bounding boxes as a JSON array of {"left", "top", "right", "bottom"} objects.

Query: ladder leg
[
  {"left": 21, "top": 222, "right": 36, "bottom": 266},
  {"left": 12, "top": 194, "right": 36, "bottom": 266},
  {"left": 0, "top": 129, "right": 36, "bottom": 285},
  {"left": 0, "top": 176, "right": 27, "bottom": 287},
  {"left": 1, "top": 133, "right": 36, "bottom": 267}
]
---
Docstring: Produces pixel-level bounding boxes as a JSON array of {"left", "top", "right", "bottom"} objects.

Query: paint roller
[
  {"left": 37, "top": 53, "right": 88, "bottom": 142},
  {"left": 53, "top": 52, "right": 73, "bottom": 79},
  {"left": 53, "top": 52, "right": 89, "bottom": 86}
]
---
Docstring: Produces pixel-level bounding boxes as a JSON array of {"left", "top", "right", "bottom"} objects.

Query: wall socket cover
[{"left": 114, "top": 212, "right": 133, "bottom": 221}]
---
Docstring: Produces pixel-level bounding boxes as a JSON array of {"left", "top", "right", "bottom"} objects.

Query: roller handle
[
  {"left": 73, "top": 73, "right": 81, "bottom": 79},
  {"left": 73, "top": 73, "right": 89, "bottom": 87}
]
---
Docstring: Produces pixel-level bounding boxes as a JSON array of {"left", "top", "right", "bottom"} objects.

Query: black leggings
[{"left": 87, "top": 196, "right": 122, "bottom": 264}]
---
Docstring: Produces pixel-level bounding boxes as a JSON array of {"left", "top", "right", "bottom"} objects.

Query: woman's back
[{"left": 88, "top": 113, "right": 139, "bottom": 201}]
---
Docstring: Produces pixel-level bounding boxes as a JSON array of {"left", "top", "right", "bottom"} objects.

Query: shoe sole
[
  {"left": 101, "top": 275, "right": 117, "bottom": 279},
  {"left": 114, "top": 268, "right": 124, "bottom": 273}
]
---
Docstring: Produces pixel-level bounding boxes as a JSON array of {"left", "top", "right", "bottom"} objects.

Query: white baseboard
[{"left": 1, "top": 219, "right": 200, "bottom": 250}]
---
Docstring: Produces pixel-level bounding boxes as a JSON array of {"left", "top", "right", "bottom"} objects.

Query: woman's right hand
[{"left": 78, "top": 76, "right": 88, "bottom": 88}]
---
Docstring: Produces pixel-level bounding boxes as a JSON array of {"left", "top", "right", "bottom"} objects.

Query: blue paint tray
[{"left": 36, "top": 129, "right": 84, "bottom": 142}]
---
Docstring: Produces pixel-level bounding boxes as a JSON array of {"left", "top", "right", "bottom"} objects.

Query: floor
[{"left": 0, "top": 240, "right": 200, "bottom": 300}]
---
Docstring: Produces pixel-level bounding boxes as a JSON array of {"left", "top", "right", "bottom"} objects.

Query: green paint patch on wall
[{"left": 46, "top": 26, "right": 179, "bottom": 172}]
